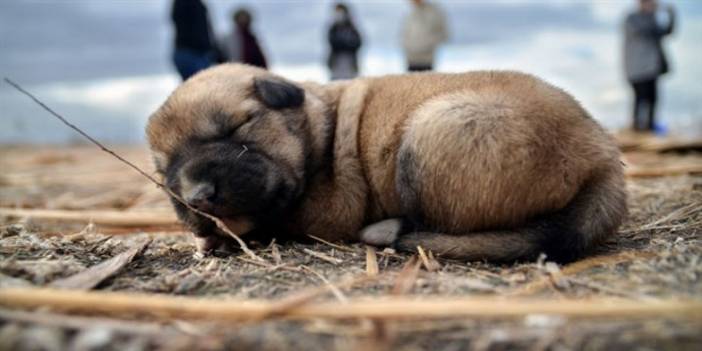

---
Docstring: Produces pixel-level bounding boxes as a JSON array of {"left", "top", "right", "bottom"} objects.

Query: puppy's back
[{"left": 358, "top": 71, "right": 618, "bottom": 221}]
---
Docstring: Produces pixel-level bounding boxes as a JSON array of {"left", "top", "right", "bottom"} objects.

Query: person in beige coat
[{"left": 402, "top": 0, "right": 448, "bottom": 71}]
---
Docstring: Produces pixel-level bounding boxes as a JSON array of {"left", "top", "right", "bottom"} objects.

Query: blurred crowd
[
  {"left": 171, "top": 0, "right": 447, "bottom": 81},
  {"left": 171, "top": 0, "right": 675, "bottom": 134}
]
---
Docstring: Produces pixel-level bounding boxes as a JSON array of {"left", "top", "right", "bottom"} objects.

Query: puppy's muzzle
[{"left": 183, "top": 182, "right": 215, "bottom": 212}]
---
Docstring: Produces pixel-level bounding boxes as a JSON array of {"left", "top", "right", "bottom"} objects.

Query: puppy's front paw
[{"left": 360, "top": 218, "right": 402, "bottom": 246}]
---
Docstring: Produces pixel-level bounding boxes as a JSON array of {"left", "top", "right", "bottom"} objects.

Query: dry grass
[{"left": 1, "top": 145, "right": 701, "bottom": 351}]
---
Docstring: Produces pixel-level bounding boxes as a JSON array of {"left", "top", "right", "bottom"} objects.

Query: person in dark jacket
[
  {"left": 623, "top": 0, "right": 676, "bottom": 132},
  {"left": 219, "top": 8, "right": 268, "bottom": 69},
  {"left": 327, "top": 3, "right": 362, "bottom": 80},
  {"left": 171, "top": 0, "right": 217, "bottom": 81}
]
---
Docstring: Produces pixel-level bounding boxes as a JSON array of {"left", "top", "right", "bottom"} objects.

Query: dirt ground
[{"left": 0, "top": 145, "right": 701, "bottom": 351}]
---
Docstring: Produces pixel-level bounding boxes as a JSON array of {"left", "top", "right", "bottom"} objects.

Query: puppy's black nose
[{"left": 184, "top": 182, "right": 215, "bottom": 211}]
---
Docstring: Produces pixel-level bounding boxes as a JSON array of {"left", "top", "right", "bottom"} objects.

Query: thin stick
[
  {"left": 510, "top": 251, "right": 656, "bottom": 296},
  {"left": 0, "top": 208, "right": 178, "bottom": 227},
  {"left": 303, "top": 248, "right": 343, "bottom": 265},
  {"left": 307, "top": 234, "right": 357, "bottom": 252},
  {"left": 626, "top": 164, "right": 702, "bottom": 178},
  {"left": 49, "top": 239, "right": 151, "bottom": 290},
  {"left": 4, "top": 78, "right": 263, "bottom": 263},
  {"left": 1, "top": 287, "right": 700, "bottom": 321},
  {"left": 236, "top": 257, "right": 300, "bottom": 273},
  {"left": 301, "top": 266, "right": 349, "bottom": 303}
]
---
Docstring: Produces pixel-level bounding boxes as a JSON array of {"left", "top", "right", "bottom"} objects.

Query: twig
[
  {"left": 639, "top": 203, "right": 702, "bottom": 230},
  {"left": 560, "top": 251, "right": 656, "bottom": 276},
  {"left": 303, "top": 248, "right": 343, "bottom": 265},
  {"left": 236, "top": 256, "right": 298, "bottom": 271},
  {"left": 509, "top": 251, "right": 656, "bottom": 296},
  {"left": 307, "top": 234, "right": 357, "bottom": 252},
  {"left": 626, "top": 164, "right": 702, "bottom": 178},
  {"left": 1, "top": 287, "right": 700, "bottom": 321},
  {"left": 301, "top": 266, "right": 348, "bottom": 303},
  {"left": 49, "top": 239, "right": 151, "bottom": 290},
  {"left": 0, "top": 208, "right": 178, "bottom": 227},
  {"left": 4, "top": 78, "right": 264, "bottom": 263}
]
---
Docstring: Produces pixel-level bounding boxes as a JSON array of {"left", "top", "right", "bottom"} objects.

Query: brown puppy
[{"left": 147, "top": 64, "right": 627, "bottom": 263}]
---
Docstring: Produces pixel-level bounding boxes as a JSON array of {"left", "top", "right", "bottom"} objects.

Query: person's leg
[
  {"left": 647, "top": 79, "right": 658, "bottom": 131},
  {"left": 631, "top": 81, "right": 645, "bottom": 131},
  {"left": 408, "top": 63, "right": 433, "bottom": 72},
  {"left": 172, "top": 49, "right": 190, "bottom": 81},
  {"left": 173, "top": 49, "right": 212, "bottom": 81},
  {"left": 636, "top": 79, "right": 657, "bottom": 132}
]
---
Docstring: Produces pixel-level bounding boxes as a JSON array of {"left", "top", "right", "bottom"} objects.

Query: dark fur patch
[
  {"left": 395, "top": 147, "right": 422, "bottom": 221},
  {"left": 253, "top": 77, "right": 305, "bottom": 110},
  {"left": 526, "top": 212, "right": 582, "bottom": 263},
  {"left": 536, "top": 172, "right": 626, "bottom": 263}
]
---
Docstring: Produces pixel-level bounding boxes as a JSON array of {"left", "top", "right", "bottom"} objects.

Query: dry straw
[{"left": 1, "top": 287, "right": 700, "bottom": 322}]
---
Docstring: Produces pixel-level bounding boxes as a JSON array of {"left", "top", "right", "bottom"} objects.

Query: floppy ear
[{"left": 253, "top": 77, "right": 305, "bottom": 109}]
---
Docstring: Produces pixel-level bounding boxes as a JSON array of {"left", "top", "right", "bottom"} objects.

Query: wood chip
[
  {"left": 391, "top": 256, "right": 421, "bottom": 295},
  {"left": 271, "top": 242, "right": 282, "bottom": 266},
  {"left": 365, "top": 246, "right": 379, "bottom": 277},
  {"left": 49, "top": 239, "right": 151, "bottom": 290},
  {"left": 417, "top": 246, "right": 441, "bottom": 272}
]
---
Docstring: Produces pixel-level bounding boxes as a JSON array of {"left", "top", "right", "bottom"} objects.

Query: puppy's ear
[{"left": 253, "top": 77, "right": 305, "bottom": 109}]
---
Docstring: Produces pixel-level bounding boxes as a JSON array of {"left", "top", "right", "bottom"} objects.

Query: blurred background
[{"left": 1, "top": 0, "right": 700, "bottom": 144}]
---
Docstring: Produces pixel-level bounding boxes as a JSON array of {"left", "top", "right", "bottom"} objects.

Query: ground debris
[{"left": 1, "top": 146, "right": 701, "bottom": 350}]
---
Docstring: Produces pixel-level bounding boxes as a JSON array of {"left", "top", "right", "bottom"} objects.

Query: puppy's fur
[{"left": 147, "top": 64, "right": 627, "bottom": 262}]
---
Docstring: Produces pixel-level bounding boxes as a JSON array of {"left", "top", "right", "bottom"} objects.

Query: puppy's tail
[{"left": 394, "top": 168, "right": 628, "bottom": 263}]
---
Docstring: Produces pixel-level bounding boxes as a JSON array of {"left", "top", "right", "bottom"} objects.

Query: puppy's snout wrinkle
[{"left": 184, "top": 182, "right": 215, "bottom": 211}]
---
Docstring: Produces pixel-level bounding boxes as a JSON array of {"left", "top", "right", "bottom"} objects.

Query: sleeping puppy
[{"left": 146, "top": 64, "right": 627, "bottom": 263}]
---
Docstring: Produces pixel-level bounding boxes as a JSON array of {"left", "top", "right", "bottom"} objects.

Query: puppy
[{"left": 147, "top": 64, "right": 627, "bottom": 262}]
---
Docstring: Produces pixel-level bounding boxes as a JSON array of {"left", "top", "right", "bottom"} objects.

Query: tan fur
[
  {"left": 147, "top": 64, "right": 627, "bottom": 261},
  {"left": 287, "top": 81, "right": 370, "bottom": 241}
]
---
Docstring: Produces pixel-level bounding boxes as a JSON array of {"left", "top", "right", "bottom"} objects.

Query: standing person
[
  {"left": 624, "top": 0, "right": 676, "bottom": 132},
  {"left": 220, "top": 8, "right": 268, "bottom": 69},
  {"left": 171, "top": 0, "right": 217, "bottom": 81},
  {"left": 327, "top": 3, "right": 362, "bottom": 80},
  {"left": 402, "top": 0, "right": 448, "bottom": 72}
]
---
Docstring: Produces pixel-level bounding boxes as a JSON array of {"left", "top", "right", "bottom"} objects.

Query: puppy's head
[{"left": 147, "top": 64, "right": 316, "bottom": 241}]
